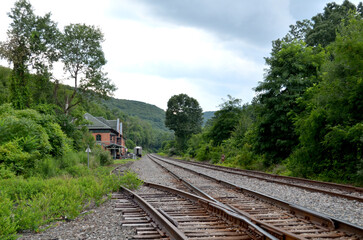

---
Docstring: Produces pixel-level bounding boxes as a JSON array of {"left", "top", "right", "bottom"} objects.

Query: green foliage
[
  {"left": 119, "top": 171, "right": 144, "bottom": 189},
  {"left": 252, "top": 40, "right": 326, "bottom": 165},
  {"left": 165, "top": 94, "right": 203, "bottom": 152},
  {"left": 202, "top": 111, "right": 215, "bottom": 126},
  {"left": 289, "top": 17, "right": 363, "bottom": 183},
  {"left": 0, "top": 196, "right": 18, "bottom": 240},
  {"left": 208, "top": 96, "right": 243, "bottom": 146},
  {"left": 177, "top": 2, "right": 362, "bottom": 186},
  {"left": 0, "top": 66, "right": 11, "bottom": 105},
  {"left": 0, "top": 168, "right": 143, "bottom": 238},
  {"left": 106, "top": 98, "right": 168, "bottom": 131},
  {"left": 0, "top": 105, "right": 75, "bottom": 175},
  {"left": 0, "top": 0, "right": 59, "bottom": 110},
  {"left": 126, "top": 139, "right": 136, "bottom": 150},
  {"left": 94, "top": 145, "right": 113, "bottom": 166},
  {"left": 57, "top": 23, "right": 116, "bottom": 114},
  {"left": 305, "top": 0, "right": 359, "bottom": 47}
]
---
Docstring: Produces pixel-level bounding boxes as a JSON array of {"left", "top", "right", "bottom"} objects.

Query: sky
[{"left": 0, "top": 0, "right": 361, "bottom": 111}]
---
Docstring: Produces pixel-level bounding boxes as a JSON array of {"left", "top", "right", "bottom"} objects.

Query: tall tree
[
  {"left": 253, "top": 40, "right": 326, "bottom": 165},
  {"left": 165, "top": 94, "right": 203, "bottom": 151},
  {"left": 0, "top": 0, "right": 59, "bottom": 109},
  {"left": 290, "top": 17, "right": 363, "bottom": 182},
  {"left": 55, "top": 23, "right": 116, "bottom": 115},
  {"left": 283, "top": 1, "right": 361, "bottom": 48},
  {"left": 208, "top": 95, "right": 243, "bottom": 146}
]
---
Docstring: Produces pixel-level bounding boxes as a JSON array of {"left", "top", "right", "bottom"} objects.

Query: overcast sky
[{"left": 0, "top": 0, "right": 361, "bottom": 111}]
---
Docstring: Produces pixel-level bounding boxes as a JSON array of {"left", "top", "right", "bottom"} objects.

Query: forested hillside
[
  {"left": 203, "top": 111, "right": 215, "bottom": 126},
  {"left": 106, "top": 98, "right": 168, "bottom": 131},
  {"left": 161, "top": 0, "right": 363, "bottom": 186}
]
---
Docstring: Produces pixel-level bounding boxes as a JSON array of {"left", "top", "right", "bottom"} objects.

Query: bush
[
  {"left": 34, "top": 158, "right": 58, "bottom": 178},
  {"left": 91, "top": 145, "right": 113, "bottom": 166},
  {"left": 0, "top": 167, "right": 143, "bottom": 238},
  {"left": 99, "top": 150, "right": 113, "bottom": 166},
  {"left": 0, "top": 165, "right": 16, "bottom": 179},
  {"left": 0, "top": 196, "right": 17, "bottom": 240},
  {"left": 0, "top": 104, "right": 75, "bottom": 176}
]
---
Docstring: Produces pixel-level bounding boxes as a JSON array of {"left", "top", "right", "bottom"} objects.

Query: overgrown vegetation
[
  {"left": 0, "top": 1, "right": 145, "bottom": 239},
  {"left": 0, "top": 169, "right": 142, "bottom": 240},
  {"left": 161, "top": 1, "right": 363, "bottom": 186}
]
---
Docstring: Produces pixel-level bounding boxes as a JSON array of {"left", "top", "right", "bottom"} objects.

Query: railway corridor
[{"left": 124, "top": 155, "right": 363, "bottom": 239}]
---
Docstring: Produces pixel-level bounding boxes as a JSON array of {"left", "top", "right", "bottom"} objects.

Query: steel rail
[
  {"left": 148, "top": 154, "right": 304, "bottom": 240},
  {"left": 152, "top": 154, "right": 363, "bottom": 202},
  {"left": 149, "top": 154, "right": 363, "bottom": 237},
  {"left": 120, "top": 186, "right": 188, "bottom": 240},
  {"left": 143, "top": 181, "right": 278, "bottom": 240}
]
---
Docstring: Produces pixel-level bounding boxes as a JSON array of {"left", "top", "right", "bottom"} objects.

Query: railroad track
[
  {"left": 112, "top": 191, "right": 170, "bottom": 239},
  {"left": 114, "top": 183, "right": 277, "bottom": 239},
  {"left": 152, "top": 154, "right": 363, "bottom": 202},
  {"left": 147, "top": 154, "right": 363, "bottom": 239}
]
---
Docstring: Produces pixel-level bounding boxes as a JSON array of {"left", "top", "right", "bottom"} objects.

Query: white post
[{"left": 86, "top": 145, "right": 92, "bottom": 169}]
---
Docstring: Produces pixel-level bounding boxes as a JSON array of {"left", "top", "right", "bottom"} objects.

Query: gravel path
[
  {"left": 17, "top": 162, "right": 137, "bottom": 240},
  {"left": 18, "top": 200, "right": 136, "bottom": 240}
]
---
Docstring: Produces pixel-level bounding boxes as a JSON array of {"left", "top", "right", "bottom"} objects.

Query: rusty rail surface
[
  {"left": 120, "top": 186, "right": 188, "bottom": 240},
  {"left": 112, "top": 191, "right": 171, "bottom": 239},
  {"left": 119, "top": 183, "right": 278, "bottom": 240},
  {"left": 141, "top": 182, "right": 278, "bottom": 240},
  {"left": 148, "top": 154, "right": 363, "bottom": 239},
  {"left": 151, "top": 154, "right": 363, "bottom": 202}
]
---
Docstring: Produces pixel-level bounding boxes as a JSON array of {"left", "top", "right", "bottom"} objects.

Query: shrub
[
  {"left": 0, "top": 165, "right": 16, "bottom": 179},
  {"left": 91, "top": 145, "right": 112, "bottom": 166},
  {"left": 0, "top": 196, "right": 18, "bottom": 240},
  {"left": 99, "top": 150, "right": 112, "bottom": 166},
  {"left": 34, "top": 157, "right": 58, "bottom": 178},
  {"left": 0, "top": 167, "right": 143, "bottom": 238}
]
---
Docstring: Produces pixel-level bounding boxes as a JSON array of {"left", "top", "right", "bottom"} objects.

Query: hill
[
  {"left": 105, "top": 98, "right": 168, "bottom": 131},
  {"left": 203, "top": 111, "right": 215, "bottom": 126}
]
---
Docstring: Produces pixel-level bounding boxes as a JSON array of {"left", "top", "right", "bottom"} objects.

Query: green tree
[
  {"left": 0, "top": 0, "right": 59, "bottom": 109},
  {"left": 165, "top": 94, "right": 203, "bottom": 152},
  {"left": 253, "top": 40, "right": 326, "bottom": 165},
  {"left": 55, "top": 23, "right": 116, "bottom": 115},
  {"left": 290, "top": 17, "right": 363, "bottom": 183},
  {"left": 306, "top": 0, "right": 358, "bottom": 47},
  {"left": 208, "top": 96, "right": 243, "bottom": 146},
  {"left": 0, "top": 66, "right": 11, "bottom": 104}
]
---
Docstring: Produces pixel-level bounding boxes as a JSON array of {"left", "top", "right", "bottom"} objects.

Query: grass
[
  {"left": 113, "top": 158, "right": 137, "bottom": 165},
  {"left": 0, "top": 166, "right": 143, "bottom": 240}
]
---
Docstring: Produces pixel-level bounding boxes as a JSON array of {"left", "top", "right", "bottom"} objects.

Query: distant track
[
  {"left": 151, "top": 154, "right": 363, "bottom": 203},
  {"left": 148, "top": 154, "right": 363, "bottom": 239}
]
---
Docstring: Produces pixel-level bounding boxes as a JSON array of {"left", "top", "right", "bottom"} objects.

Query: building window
[{"left": 96, "top": 134, "right": 101, "bottom": 141}]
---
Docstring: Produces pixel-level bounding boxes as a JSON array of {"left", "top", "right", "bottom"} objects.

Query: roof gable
[{"left": 84, "top": 113, "right": 121, "bottom": 134}]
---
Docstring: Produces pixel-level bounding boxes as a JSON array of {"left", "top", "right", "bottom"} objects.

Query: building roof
[{"left": 84, "top": 113, "right": 121, "bottom": 134}]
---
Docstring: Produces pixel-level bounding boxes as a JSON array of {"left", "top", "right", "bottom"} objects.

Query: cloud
[
  {"left": 102, "top": 16, "right": 264, "bottom": 109},
  {"left": 4, "top": 0, "right": 357, "bottom": 112},
  {"left": 118, "top": 0, "right": 294, "bottom": 48}
]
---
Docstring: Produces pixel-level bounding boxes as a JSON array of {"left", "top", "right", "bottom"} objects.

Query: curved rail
[
  {"left": 143, "top": 182, "right": 278, "bottom": 240},
  {"left": 153, "top": 154, "right": 363, "bottom": 202},
  {"left": 120, "top": 186, "right": 187, "bottom": 240},
  {"left": 149, "top": 154, "right": 363, "bottom": 238},
  {"left": 148, "top": 155, "right": 303, "bottom": 240}
]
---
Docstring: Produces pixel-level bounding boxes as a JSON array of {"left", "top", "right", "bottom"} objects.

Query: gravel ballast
[
  {"left": 16, "top": 155, "right": 363, "bottom": 239},
  {"left": 17, "top": 162, "right": 137, "bottom": 240},
  {"left": 147, "top": 156, "right": 363, "bottom": 228}
]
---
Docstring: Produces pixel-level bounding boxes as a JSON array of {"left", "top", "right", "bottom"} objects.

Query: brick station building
[{"left": 84, "top": 113, "right": 126, "bottom": 159}]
